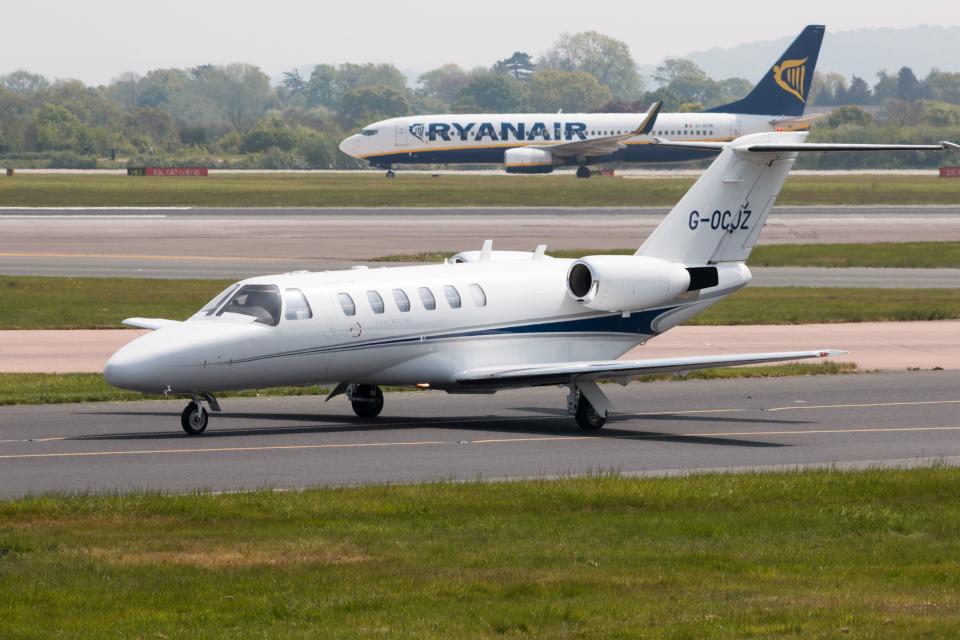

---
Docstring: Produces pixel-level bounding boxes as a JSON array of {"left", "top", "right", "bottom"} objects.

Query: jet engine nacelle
[
  {"left": 504, "top": 148, "right": 554, "bottom": 174},
  {"left": 566, "top": 255, "right": 693, "bottom": 312}
]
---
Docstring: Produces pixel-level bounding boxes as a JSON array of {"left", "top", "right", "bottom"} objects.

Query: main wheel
[
  {"left": 351, "top": 385, "right": 384, "bottom": 418},
  {"left": 385, "top": 169, "right": 396, "bottom": 178},
  {"left": 575, "top": 394, "right": 607, "bottom": 430},
  {"left": 181, "top": 402, "right": 208, "bottom": 435},
  {"left": 576, "top": 166, "right": 592, "bottom": 179}
]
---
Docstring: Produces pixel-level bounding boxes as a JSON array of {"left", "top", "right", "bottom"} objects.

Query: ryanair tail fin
[{"left": 706, "top": 25, "right": 825, "bottom": 117}]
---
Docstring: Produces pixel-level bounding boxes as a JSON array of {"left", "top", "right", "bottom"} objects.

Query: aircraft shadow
[{"left": 73, "top": 409, "right": 789, "bottom": 448}]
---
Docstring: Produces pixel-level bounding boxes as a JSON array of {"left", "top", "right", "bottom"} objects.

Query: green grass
[
  {"left": 4, "top": 276, "right": 960, "bottom": 329},
  {"left": 1, "top": 467, "right": 960, "bottom": 638},
  {"left": 375, "top": 241, "right": 960, "bottom": 268},
  {"left": 0, "top": 363, "right": 857, "bottom": 406},
  {"left": 0, "top": 173, "right": 958, "bottom": 207}
]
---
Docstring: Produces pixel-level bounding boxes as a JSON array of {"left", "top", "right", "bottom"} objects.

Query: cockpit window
[
  {"left": 199, "top": 284, "right": 239, "bottom": 316},
  {"left": 284, "top": 289, "right": 313, "bottom": 320},
  {"left": 361, "top": 129, "right": 378, "bottom": 136},
  {"left": 216, "top": 284, "right": 281, "bottom": 326}
]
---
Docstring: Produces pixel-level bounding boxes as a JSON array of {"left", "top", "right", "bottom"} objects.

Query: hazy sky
[{"left": 5, "top": 0, "right": 959, "bottom": 84}]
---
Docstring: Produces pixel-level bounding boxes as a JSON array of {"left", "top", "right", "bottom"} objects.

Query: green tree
[
  {"left": 32, "top": 104, "right": 85, "bottom": 151},
  {"left": 203, "top": 64, "right": 271, "bottom": 134},
  {"left": 654, "top": 58, "right": 706, "bottom": 86},
  {"left": 823, "top": 105, "right": 873, "bottom": 128},
  {"left": 539, "top": 31, "right": 643, "bottom": 100},
  {"left": 927, "top": 71, "right": 960, "bottom": 104},
  {"left": 526, "top": 70, "right": 612, "bottom": 112},
  {"left": 1, "top": 70, "right": 48, "bottom": 94},
  {"left": 339, "top": 85, "right": 411, "bottom": 129},
  {"left": 305, "top": 64, "right": 338, "bottom": 109},
  {"left": 122, "top": 107, "right": 175, "bottom": 149},
  {"left": 241, "top": 117, "right": 298, "bottom": 152},
  {"left": 336, "top": 63, "right": 407, "bottom": 93},
  {"left": 455, "top": 74, "right": 525, "bottom": 112},
  {"left": 494, "top": 52, "right": 535, "bottom": 80},
  {"left": 417, "top": 64, "right": 471, "bottom": 104},
  {"left": 896, "top": 66, "right": 922, "bottom": 101},
  {"left": 847, "top": 76, "right": 872, "bottom": 104}
]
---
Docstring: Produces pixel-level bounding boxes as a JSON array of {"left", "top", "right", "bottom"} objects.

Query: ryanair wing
[
  {"left": 454, "top": 349, "right": 845, "bottom": 389},
  {"left": 528, "top": 101, "right": 662, "bottom": 158}
]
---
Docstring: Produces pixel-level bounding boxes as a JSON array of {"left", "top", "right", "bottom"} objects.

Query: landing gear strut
[
  {"left": 180, "top": 394, "right": 220, "bottom": 435},
  {"left": 567, "top": 382, "right": 612, "bottom": 430},
  {"left": 576, "top": 165, "right": 592, "bottom": 179},
  {"left": 349, "top": 384, "right": 384, "bottom": 418},
  {"left": 385, "top": 168, "right": 396, "bottom": 178},
  {"left": 181, "top": 401, "right": 208, "bottom": 435}
]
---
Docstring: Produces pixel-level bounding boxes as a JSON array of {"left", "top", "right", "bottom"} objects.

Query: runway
[
  {"left": 1, "top": 371, "right": 959, "bottom": 497},
  {"left": 2, "top": 205, "right": 959, "bottom": 283}
]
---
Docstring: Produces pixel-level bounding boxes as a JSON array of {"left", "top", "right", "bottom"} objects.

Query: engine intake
[
  {"left": 566, "top": 255, "right": 693, "bottom": 311},
  {"left": 504, "top": 148, "right": 554, "bottom": 174}
]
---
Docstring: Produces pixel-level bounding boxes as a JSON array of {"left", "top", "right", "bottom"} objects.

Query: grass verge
[
  {"left": 1, "top": 467, "right": 959, "bottom": 637},
  {"left": 374, "top": 241, "right": 960, "bottom": 268},
  {"left": 0, "top": 173, "right": 957, "bottom": 207},
  {"left": 4, "top": 276, "right": 960, "bottom": 329},
  {"left": 0, "top": 363, "right": 857, "bottom": 406}
]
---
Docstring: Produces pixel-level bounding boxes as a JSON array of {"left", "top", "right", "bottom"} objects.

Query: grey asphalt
[
  {"left": 1, "top": 371, "right": 959, "bottom": 497},
  {"left": 2, "top": 205, "right": 960, "bottom": 285}
]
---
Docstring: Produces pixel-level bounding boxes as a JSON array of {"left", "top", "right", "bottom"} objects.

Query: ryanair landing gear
[
  {"left": 567, "top": 382, "right": 612, "bottom": 430},
  {"left": 385, "top": 168, "right": 396, "bottom": 178},
  {"left": 349, "top": 384, "right": 384, "bottom": 418},
  {"left": 576, "top": 165, "right": 592, "bottom": 179}
]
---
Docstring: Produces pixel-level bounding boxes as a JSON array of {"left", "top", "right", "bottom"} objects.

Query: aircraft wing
[
  {"left": 529, "top": 101, "right": 662, "bottom": 158},
  {"left": 769, "top": 112, "right": 830, "bottom": 129},
  {"left": 454, "top": 349, "right": 845, "bottom": 388},
  {"left": 649, "top": 138, "right": 957, "bottom": 153},
  {"left": 122, "top": 317, "right": 182, "bottom": 330}
]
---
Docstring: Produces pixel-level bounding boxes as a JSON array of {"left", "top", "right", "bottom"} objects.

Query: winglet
[
  {"left": 941, "top": 141, "right": 960, "bottom": 153},
  {"left": 633, "top": 101, "right": 662, "bottom": 136}
]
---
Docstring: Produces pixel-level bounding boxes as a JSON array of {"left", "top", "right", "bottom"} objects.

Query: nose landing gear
[
  {"left": 576, "top": 166, "right": 592, "bottom": 179},
  {"left": 180, "top": 394, "right": 221, "bottom": 435}
]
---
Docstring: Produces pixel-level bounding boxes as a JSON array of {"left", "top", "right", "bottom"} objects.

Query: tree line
[{"left": 1, "top": 30, "right": 959, "bottom": 169}]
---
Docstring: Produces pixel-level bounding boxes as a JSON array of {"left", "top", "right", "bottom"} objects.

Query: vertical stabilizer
[{"left": 636, "top": 132, "right": 805, "bottom": 265}]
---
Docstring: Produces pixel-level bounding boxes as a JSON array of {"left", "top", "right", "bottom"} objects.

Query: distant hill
[{"left": 685, "top": 25, "right": 960, "bottom": 82}]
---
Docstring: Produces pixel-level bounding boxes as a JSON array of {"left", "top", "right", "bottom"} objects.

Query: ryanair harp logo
[
  {"left": 773, "top": 57, "right": 808, "bottom": 102},
  {"left": 408, "top": 123, "right": 425, "bottom": 142}
]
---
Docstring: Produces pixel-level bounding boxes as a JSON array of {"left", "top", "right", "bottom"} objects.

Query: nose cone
[
  {"left": 104, "top": 330, "right": 171, "bottom": 393},
  {"left": 339, "top": 134, "right": 362, "bottom": 158}
]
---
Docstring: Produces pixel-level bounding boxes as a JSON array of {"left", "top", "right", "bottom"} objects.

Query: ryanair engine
[
  {"left": 566, "top": 255, "right": 714, "bottom": 312},
  {"left": 504, "top": 148, "right": 554, "bottom": 174}
]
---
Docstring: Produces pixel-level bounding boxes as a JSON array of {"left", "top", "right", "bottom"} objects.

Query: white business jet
[{"left": 105, "top": 132, "right": 955, "bottom": 434}]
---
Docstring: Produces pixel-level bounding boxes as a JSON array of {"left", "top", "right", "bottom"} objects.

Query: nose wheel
[
  {"left": 349, "top": 384, "right": 384, "bottom": 418},
  {"left": 181, "top": 401, "right": 209, "bottom": 435},
  {"left": 576, "top": 166, "right": 592, "bottom": 179}
]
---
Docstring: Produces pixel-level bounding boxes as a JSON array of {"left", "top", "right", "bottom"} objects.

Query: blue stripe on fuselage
[{"left": 365, "top": 145, "right": 718, "bottom": 167}]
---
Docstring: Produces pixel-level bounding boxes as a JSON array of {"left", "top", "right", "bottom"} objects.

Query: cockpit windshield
[
  {"left": 198, "top": 284, "right": 239, "bottom": 316},
  {"left": 360, "top": 129, "right": 378, "bottom": 136},
  {"left": 216, "top": 284, "right": 282, "bottom": 326}
]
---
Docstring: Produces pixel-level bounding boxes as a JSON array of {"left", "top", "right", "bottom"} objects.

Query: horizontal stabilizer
[
  {"left": 455, "top": 349, "right": 846, "bottom": 388},
  {"left": 121, "top": 317, "right": 182, "bottom": 330}
]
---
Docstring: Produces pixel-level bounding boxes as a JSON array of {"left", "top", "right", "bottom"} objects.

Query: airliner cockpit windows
[
  {"left": 393, "top": 288, "right": 411, "bottom": 312},
  {"left": 284, "top": 289, "right": 313, "bottom": 320},
  {"left": 418, "top": 287, "right": 436, "bottom": 310},
  {"left": 444, "top": 285, "right": 462, "bottom": 309},
  {"left": 469, "top": 283, "right": 487, "bottom": 307},
  {"left": 338, "top": 293, "right": 356, "bottom": 316},
  {"left": 361, "top": 129, "right": 378, "bottom": 136},
  {"left": 367, "top": 290, "right": 385, "bottom": 314},
  {"left": 216, "top": 284, "right": 281, "bottom": 326}
]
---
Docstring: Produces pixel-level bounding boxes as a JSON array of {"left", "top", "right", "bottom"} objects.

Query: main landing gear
[
  {"left": 385, "top": 168, "right": 396, "bottom": 178},
  {"left": 567, "top": 381, "right": 613, "bottom": 430},
  {"left": 348, "top": 384, "right": 384, "bottom": 418},
  {"left": 576, "top": 165, "right": 592, "bottom": 179},
  {"left": 180, "top": 394, "right": 221, "bottom": 435}
]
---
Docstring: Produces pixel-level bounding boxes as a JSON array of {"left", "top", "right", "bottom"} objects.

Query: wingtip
[
  {"left": 941, "top": 141, "right": 960, "bottom": 152},
  {"left": 818, "top": 349, "right": 849, "bottom": 358}
]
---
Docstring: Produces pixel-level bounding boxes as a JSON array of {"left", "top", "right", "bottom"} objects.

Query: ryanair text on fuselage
[{"left": 410, "top": 121, "right": 588, "bottom": 143}]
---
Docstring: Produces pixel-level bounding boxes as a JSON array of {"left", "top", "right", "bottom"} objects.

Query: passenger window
[
  {"left": 338, "top": 293, "right": 356, "bottom": 316},
  {"left": 444, "top": 285, "right": 462, "bottom": 309},
  {"left": 217, "top": 284, "right": 282, "bottom": 326},
  {"left": 284, "top": 289, "right": 313, "bottom": 320},
  {"left": 393, "top": 288, "right": 411, "bottom": 312},
  {"left": 367, "top": 290, "right": 385, "bottom": 314},
  {"left": 418, "top": 286, "right": 436, "bottom": 310},
  {"left": 469, "top": 283, "right": 487, "bottom": 307}
]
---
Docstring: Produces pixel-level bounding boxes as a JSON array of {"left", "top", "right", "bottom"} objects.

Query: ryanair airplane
[{"left": 340, "top": 25, "right": 826, "bottom": 177}]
